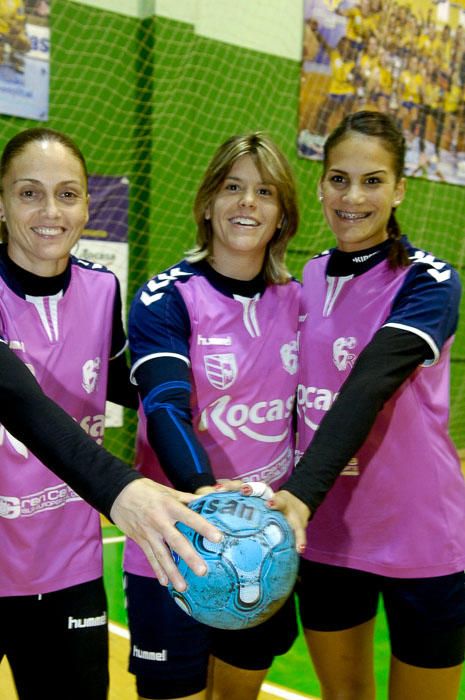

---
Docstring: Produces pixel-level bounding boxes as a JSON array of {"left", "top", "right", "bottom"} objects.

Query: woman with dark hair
[
  {"left": 273, "top": 110, "right": 465, "bottom": 699},
  {"left": 0, "top": 127, "right": 219, "bottom": 700}
]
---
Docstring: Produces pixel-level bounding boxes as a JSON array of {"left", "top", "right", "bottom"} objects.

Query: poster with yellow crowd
[
  {"left": 298, "top": 0, "right": 465, "bottom": 184},
  {"left": 0, "top": 1, "right": 50, "bottom": 120}
]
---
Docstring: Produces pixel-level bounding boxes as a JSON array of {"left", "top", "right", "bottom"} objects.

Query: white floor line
[
  {"left": 102, "top": 535, "right": 126, "bottom": 545},
  {"left": 109, "top": 621, "right": 130, "bottom": 638},
  {"left": 108, "top": 623, "right": 319, "bottom": 700},
  {"left": 261, "top": 682, "right": 319, "bottom": 700},
  {"left": 105, "top": 536, "right": 320, "bottom": 700}
]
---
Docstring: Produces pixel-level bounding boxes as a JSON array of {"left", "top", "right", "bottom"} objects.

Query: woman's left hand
[
  {"left": 214, "top": 479, "right": 274, "bottom": 500},
  {"left": 268, "top": 490, "right": 311, "bottom": 553}
]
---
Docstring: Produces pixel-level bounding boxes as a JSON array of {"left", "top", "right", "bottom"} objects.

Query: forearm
[
  {"left": 0, "top": 342, "right": 140, "bottom": 519},
  {"left": 146, "top": 407, "right": 216, "bottom": 492},
  {"left": 284, "top": 327, "right": 429, "bottom": 511},
  {"left": 137, "top": 357, "right": 216, "bottom": 492}
]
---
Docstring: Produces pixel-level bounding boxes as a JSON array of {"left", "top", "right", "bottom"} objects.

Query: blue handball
[{"left": 168, "top": 492, "right": 299, "bottom": 630}]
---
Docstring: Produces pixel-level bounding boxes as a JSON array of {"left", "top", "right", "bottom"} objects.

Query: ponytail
[{"left": 387, "top": 210, "right": 409, "bottom": 268}]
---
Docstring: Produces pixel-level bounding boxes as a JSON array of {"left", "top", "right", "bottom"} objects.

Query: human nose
[
  {"left": 342, "top": 184, "right": 365, "bottom": 205},
  {"left": 41, "top": 195, "right": 60, "bottom": 217},
  {"left": 239, "top": 187, "right": 256, "bottom": 207}
]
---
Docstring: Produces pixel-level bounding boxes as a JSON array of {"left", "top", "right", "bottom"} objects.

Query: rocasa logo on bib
[
  {"left": 297, "top": 383, "right": 338, "bottom": 431},
  {"left": 198, "top": 394, "right": 295, "bottom": 442}
]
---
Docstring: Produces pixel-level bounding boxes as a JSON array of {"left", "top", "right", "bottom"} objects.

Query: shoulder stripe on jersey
[
  {"left": 130, "top": 352, "right": 190, "bottom": 384},
  {"left": 72, "top": 257, "right": 113, "bottom": 273},
  {"left": 383, "top": 322, "right": 439, "bottom": 364}
]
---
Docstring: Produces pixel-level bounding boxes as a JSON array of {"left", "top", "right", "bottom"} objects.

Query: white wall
[{"left": 75, "top": 0, "right": 303, "bottom": 60}]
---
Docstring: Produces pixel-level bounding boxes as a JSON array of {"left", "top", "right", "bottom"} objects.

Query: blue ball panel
[{"left": 168, "top": 493, "right": 299, "bottom": 630}]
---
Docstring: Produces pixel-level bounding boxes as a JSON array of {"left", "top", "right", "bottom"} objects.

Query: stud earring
[{"left": 318, "top": 194, "right": 324, "bottom": 202}]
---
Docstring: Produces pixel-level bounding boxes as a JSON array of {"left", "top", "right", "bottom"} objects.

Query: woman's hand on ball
[
  {"left": 241, "top": 482, "right": 275, "bottom": 500},
  {"left": 212, "top": 479, "right": 274, "bottom": 500},
  {"left": 110, "top": 479, "right": 222, "bottom": 591},
  {"left": 267, "top": 490, "right": 311, "bottom": 553},
  {"left": 211, "top": 478, "right": 245, "bottom": 492},
  {"left": 195, "top": 485, "right": 219, "bottom": 496},
  {"left": 195, "top": 480, "right": 244, "bottom": 496}
]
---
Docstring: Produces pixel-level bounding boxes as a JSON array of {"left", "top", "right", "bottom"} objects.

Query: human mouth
[
  {"left": 32, "top": 226, "right": 65, "bottom": 237},
  {"left": 335, "top": 210, "right": 370, "bottom": 221},
  {"left": 229, "top": 216, "right": 259, "bottom": 227}
]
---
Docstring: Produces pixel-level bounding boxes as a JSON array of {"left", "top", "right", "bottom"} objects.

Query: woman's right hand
[{"left": 110, "top": 478, "right": 222, "bottom": 591}]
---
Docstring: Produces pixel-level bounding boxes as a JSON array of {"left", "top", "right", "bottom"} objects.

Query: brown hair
[
  {"left": 323, "top": 111, "right": 409, "bottom": 268},
  {"left": 189, "top": 132, "right": 299, "bottom": 284}
]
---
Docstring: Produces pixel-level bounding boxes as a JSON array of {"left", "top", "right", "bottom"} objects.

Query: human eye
[
  {"left": 19, "top": 188, "right": 38, "bottom": 200},
  {"left": 58, "top": 188, "right": 85, "bottom": 203},
  {"left": 329, "top": 174, "right": 346, "bottom": 186},
  {"left": 365, "top": 176, "right": 382, "bottom": 185},
  {"left": 258, "top": 185, "right": 274, "bottom": 196},
  {"left": 224, "top": 181, "right": 240, "bottom": 192}
]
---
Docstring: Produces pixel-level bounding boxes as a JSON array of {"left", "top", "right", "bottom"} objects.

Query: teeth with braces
[{"left": 336, "top": 211, "right": 368, "bottom": 220}]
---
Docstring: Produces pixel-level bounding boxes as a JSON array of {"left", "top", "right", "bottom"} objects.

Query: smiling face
[
  {"left": 205, "top": 154, "right": 282, "bottom": 279},
  {"left": 319, "top": 132, "right": 405, "bottom": 253},
  {"left": 0, "top": 139, "right": 89, "bottom": 276}
]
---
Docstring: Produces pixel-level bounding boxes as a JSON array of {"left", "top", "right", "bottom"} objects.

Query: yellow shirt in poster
[
  {"left": 444, "top": 84, "right": 462, "bottom": 113},
  {"left": 343, "top": 8, "right": 363, "bottom": 44},
  {"left": 399, "top": 69, "right": 423, "bottom": 104},
  {"left": 422, "top": 80, "right": 442, "bottom": 110},
  {"left": 328, "top": 50, "right": 355, "bottom": 96},
  {"left": 372, "top": 64, "right": 392, "bottom": 95},
  {"left": 0, "top": 0, "right": 26, "bottom": 34}
]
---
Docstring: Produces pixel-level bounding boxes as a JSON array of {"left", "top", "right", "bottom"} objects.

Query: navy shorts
[
  {"left": 124, "top": 572, "right": 298, "bottom": 699},
  {"left": 297, "top": 560, "right": 465, "bottom": 668},
  {"left": 0, "top": 577, "right": 108, "bottom": 700}
]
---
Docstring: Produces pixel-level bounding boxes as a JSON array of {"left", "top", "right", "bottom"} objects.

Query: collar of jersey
[
  {"left": 195, "top": 259, "right": 267, "bottom": 298},
  {"left": 0, "top": 243, "right": 72, "bottom": 298},
  {"left": 326, "top": 237, "right": 394, "bottom": 277}
]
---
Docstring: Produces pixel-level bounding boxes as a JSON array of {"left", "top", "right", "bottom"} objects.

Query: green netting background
[{"left": 3, "top": 0, "right": 464, "bottom": 460}]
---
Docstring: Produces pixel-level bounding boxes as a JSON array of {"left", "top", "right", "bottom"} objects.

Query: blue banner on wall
[
  {"left": 73, "top": 175, "right": 130, "bottom": 428},
  {"left": 0, "top": 1, "right": 50, "bottom": 120}
]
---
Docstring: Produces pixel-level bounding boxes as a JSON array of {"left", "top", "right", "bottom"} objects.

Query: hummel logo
[
  {"left": 68, "top": 613, "right": 107, "bottom": 629},
  {"left": 133, "top": 645, "right": 167, "bottom": 661},
  {"left": 198, "top": 335, "right": 232, "bottom": 346}
]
